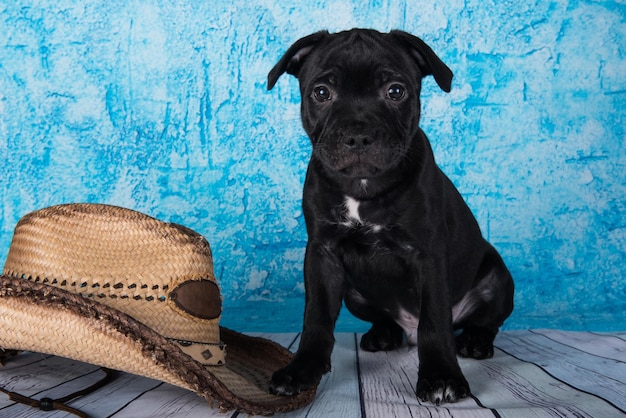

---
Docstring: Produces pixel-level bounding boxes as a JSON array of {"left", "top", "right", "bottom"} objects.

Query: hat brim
[{"left": 0, "top": 276, "right": 316, "bottom": 416}]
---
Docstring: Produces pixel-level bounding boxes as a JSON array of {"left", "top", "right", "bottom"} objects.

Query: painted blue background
[{"left": 1, "top": 1, "right": 624, "bottom": 332}]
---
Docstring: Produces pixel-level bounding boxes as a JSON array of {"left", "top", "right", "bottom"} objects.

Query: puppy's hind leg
[
  {"left": 453, "top": 247, "right": 514, "bottom": 359},
  {"left": 361, "top": 320, "right": 404, "bottom": 352},
  {"left": 344, "top": 289, "right": 404, "bottom": 352}
]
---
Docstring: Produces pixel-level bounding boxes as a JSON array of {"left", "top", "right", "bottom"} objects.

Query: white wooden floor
[{"left": 1, "top": 330, "right": 625, "bottom": 417}]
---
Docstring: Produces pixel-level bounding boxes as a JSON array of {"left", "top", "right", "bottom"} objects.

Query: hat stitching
[{"left": 24, "top": 275, "right": 172, "bottom": 303}]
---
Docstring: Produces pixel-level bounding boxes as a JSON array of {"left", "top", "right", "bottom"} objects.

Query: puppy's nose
[{"left": 343, "top": 134, "right": 373, "bottom": 149}]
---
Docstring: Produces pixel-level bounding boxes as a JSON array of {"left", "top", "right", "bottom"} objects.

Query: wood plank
[
  {"left": 274, "top": 333, "right": 361, "bottom": 418},
  {"left": 0, "top": 362, "right": 164, "bottom": 418},
  {"left": 0, "top": 354, "right": 102, "bottom": 415},
  {"left": 532, "top": 329, "right": 626, "bottom": 361},
  {"left": 0, "top": 354, "right": 98, "bottom": 396},
  {"left": 110, "top": 383, "right": 229, "bottom": 418},
  {"left": 357, "top": 335, "right": 493, "bottom": 417},
  {"left": 2, "top": 332, "right": 626, "bottom": 417},
  {"left": 495, "top": 330, "right": 626, "bottom": 411},
  {"left": 59, "top": 373, "right": 165, "bottom": 418},
  {"left": 0, "top": 352, "right": 53, "bottom": 369},
  {"left": 465, "top": 346, "right": 624, "bottom": 418}
]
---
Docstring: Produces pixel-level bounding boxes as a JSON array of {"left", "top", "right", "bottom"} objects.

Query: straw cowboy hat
[{"left": 0, "top": 204, "right": 316, "bottom": 416}]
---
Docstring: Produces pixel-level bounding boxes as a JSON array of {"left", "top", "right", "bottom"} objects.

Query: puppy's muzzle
[
  {"left": 341, "top": 132, "right": 376, "bottom": 152},
  {"left": 315, "top": 130, "right": 398, "bottom": 178}
]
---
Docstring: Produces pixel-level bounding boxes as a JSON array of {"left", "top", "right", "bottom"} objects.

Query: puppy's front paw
[
  {"left": 269, "top": 360, "right": 329, "bottom": 396},
  {"left": 416, "top": 376, "right": 469, "bottom": 405}
]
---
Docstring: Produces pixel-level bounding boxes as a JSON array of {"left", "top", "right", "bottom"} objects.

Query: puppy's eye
[
  {"left": 313, "top": 85, "right": 332, "bottom": 102},
  {"left": 386, "top": 84, "right": 405, "bottom": 101}
]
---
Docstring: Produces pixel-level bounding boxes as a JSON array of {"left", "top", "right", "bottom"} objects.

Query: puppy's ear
[
  {"left": 389, "top": 30, "right": 453, "bottom": 93},
  {"left": 267, "top": 31, "right": 330, "bottom": 90}
]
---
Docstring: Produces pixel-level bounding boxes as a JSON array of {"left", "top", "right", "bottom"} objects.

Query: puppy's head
[{"left": 268, "top": 29, "right": 452, "bottom": 180}]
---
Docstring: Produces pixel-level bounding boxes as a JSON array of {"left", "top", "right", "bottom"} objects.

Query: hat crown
[
  {"left": 0, "top": 204, "right": 318, "bottom": 415},
  {"left": 2, "top": 204, "right": 223, "bottom": 361}
]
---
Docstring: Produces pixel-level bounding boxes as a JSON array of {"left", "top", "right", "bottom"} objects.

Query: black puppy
[{"left": 267, "top": 29, "right": 514, "bottom": 404}]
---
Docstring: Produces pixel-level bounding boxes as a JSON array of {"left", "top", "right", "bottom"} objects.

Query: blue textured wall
[{"left": 1, "top": 1, "right": 624, "bottom": 331}]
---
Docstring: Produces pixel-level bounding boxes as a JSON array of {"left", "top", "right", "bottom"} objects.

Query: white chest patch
[
  {"left": 341, "top": 196, "right": 384, "bottom": 232},
  {"left": 345, "top": 196, "right": 362, "bottom": 223}
]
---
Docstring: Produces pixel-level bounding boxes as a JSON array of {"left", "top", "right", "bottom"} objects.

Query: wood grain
[{"left": 0, "top": 331, "right": 625, "bottom": 417}]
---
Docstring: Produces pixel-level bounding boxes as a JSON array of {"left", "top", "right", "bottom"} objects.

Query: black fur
[{"left": 267, "top": 29, "right": 514, "bottom": 404}]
